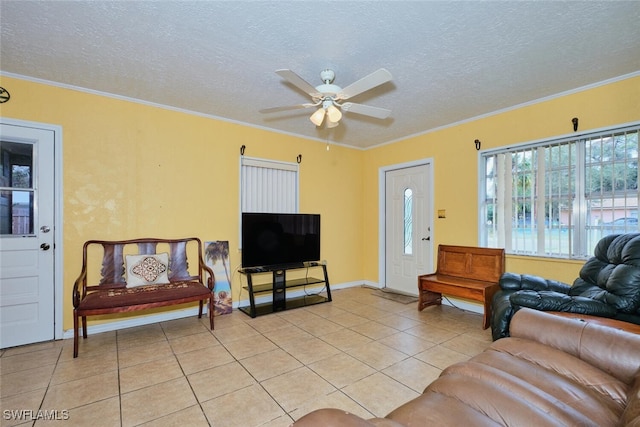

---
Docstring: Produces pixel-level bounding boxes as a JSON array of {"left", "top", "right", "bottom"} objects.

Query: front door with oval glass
[{"left": 385, "top": 164, "right": 432, "bottom": 295}]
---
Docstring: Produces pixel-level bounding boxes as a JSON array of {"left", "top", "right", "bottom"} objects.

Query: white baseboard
[
  {"left": 62, "top": 307, "right": 205, "bottom": 340},
  {"left": 440, "top": 296, "right": 483, "bottom": 314},
  {"left": 329, "top": 281, "right": 365, "bottom": 290},
  {"left": 361, "top": 280, "right": 383, "bottom": 289}
]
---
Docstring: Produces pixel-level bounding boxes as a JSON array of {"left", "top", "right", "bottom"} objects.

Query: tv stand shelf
[{"left": 238, "top": 263, "right": 331, "bottom": 318}]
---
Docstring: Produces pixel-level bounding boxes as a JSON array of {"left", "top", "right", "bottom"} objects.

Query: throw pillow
[{"left": 125, "top": 253, "right": 170, "bottom": 288}]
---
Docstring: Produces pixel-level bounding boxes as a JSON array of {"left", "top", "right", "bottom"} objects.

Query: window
[
  {"left": 0, "top": 141, "right": 34, "bottom": 235},
  {"left": 240, "top": 156, "right": 299, "bottom": 214},
  {"left": 481, "top": 124, "right": 639, "bottom": 258},
  {"left": 404, "top": 188, "right": 413, "bottom": 254}
]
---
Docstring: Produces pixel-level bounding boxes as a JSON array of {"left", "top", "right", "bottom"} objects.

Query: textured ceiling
[{"left": 1, "top": 1, "right": 639, "bottom": 149}]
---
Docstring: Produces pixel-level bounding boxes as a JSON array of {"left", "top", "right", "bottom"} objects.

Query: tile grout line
[{"left": 160, "top": 320, "right": 213, "bottom": 427}]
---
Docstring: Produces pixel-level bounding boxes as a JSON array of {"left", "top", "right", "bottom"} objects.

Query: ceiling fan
[{"left": 260, "top": 68, "right": 392, "bottom": 128}]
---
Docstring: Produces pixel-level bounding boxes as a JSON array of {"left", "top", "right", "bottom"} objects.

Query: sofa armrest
[
  {"left": 499, "top": 272, "right": 571, "bottom": 293},
  {"left": 491, "top": 276, "right": 572, "bottom": 342},
  {"left": 491, "top": 290, "right": 517, "bottom": 340},
  {"left": 510, "top": 308, "right": 640, "bottom": 383},
  {"left": 509, "top": 290, "right": 617, "bottom": 317}
]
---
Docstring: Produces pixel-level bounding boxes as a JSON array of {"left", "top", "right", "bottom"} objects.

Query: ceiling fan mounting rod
[
  {"left": 321, "top": 98, "right": 339, "bottom": 109},
  {"left": 320, "top": 69, "right": 335, "bottom": 84}
]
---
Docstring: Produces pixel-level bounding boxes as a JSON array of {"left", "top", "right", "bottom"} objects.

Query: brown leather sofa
[{"left": 293, "top": 308, "right": 640, "bottom": 427}]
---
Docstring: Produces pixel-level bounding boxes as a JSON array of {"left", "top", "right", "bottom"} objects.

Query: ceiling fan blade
[
  {"left": 337, "top": 68, "right": 392, "bottom": 100},
  {"left": 259, "top": 103, "right": 317, "bottom": 114},
  {"left": 275, "top": 69, "right": 322, "bottom": 98},
  {"left": 341, "top": 102, "right": 391, "bottom": 119}
]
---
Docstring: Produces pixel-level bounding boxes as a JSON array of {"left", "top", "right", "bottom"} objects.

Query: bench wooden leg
[
  {"left": 482, "top": 302, "right": 491, "bottom": 330},
  {"left": 73, "top": 311, "right": 79, "bottom": 358},
  {"left": 418, "top": 288, "right": 442, "bottom": 311},
  {"left": 74, "top": 313, "right": 88, "bottom": 358},
  {"left": 483, "top": 285, "right": 498, "bottom": 330},
  {"left": 481, "top": 296, "right": 494, "bottom": 329}
]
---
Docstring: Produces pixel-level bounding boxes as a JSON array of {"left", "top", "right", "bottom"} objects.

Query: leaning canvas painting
[{"left": 204, "top": 240, "right": 232, "bottom": 315}]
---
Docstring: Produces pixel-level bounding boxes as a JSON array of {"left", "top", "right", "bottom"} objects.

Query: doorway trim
[
  {"left": 1, "top": 117, "right": 64, "bottom": 341},
  {"left": 378, "top": 158, "right": 434, "bottom": 288}
]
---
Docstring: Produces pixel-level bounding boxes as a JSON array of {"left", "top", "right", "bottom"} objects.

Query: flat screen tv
[{"left": 241, "top": 213, "right": 321, "bottom": 269}]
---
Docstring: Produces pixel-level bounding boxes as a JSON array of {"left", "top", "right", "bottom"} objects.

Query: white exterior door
[
  {"left": 385, "top": 164, "right": 432, "bottom": 295},
  {"left": 0, "top": 123, "right": 55, "bottom": 349}
]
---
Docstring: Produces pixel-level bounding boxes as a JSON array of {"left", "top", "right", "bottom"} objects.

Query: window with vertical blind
[
  {"left": 481, "top": 124, "right": 639, "bottom": 259},
  {"left": 240, "top": 156, "right": 299, "bottom": 214}
]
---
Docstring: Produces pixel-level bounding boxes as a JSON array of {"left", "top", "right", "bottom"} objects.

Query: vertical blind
[{"left": 240, "top": 157, "right": 299, "bottom": 214}]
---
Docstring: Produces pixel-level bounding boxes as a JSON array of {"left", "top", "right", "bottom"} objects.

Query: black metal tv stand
[{"left": 238, "top": 262, "right": 331, "bottom": 318}]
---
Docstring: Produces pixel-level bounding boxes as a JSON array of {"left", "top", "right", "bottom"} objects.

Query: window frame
[{"left": 479, "top": 122, "right": 640, "bottom": 259}]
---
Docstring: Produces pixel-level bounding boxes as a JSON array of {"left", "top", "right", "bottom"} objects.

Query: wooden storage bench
[
  {"left": 72, "top": 237, "right": 215, "bottom": 357},
  {"left": 418, "top": 245, "right": 505, "bottom": 329}
]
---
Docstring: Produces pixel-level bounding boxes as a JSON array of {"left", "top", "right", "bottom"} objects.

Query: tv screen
[{"left": 242, "top": 213, "right": 321, "bottom": 269}]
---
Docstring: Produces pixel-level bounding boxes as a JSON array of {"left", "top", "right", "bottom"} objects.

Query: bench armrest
[
  {"left": 199, "top": 257, "right": 215, "bottom": 291},
  {"left": 73, "top": 264, "right": 88, "bottom": 309}
]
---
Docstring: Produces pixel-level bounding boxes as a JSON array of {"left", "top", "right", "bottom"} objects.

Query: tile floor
[{"left": 0, "top": 286, "right": 492, "bottom": 426}]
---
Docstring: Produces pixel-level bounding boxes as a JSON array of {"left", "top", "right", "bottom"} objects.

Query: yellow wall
[
  {"left": 0, "top": 75, "right": 364, "bottom": 331},
  {"left": 1, "top": 73, "right": 638, "bottom": 331},
  {"left": 363, "top": 75, "right": 640, "bottom": 286}
]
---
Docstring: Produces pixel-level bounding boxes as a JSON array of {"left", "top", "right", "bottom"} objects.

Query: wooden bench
[
  {"left": 72, "top": 237, "right": 215, "bottom": 357},
  {"left": 418, "top": 245, "right": 505, "bottom": 329}
]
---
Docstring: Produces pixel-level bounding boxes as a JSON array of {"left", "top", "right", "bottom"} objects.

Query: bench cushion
[{"left": 78, "top": 280, "right": 211, "bottom": 311}]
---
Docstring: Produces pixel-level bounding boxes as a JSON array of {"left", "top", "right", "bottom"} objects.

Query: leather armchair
[{"left": 491, "top": 233, "right": 640, "bottom": 340}]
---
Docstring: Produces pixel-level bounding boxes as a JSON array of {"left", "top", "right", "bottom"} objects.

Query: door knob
[{"left": 40, "top": 243, "right": 50, "bottom": 251}]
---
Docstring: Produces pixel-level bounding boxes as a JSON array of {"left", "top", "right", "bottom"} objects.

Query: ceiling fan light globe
[
  {"left": 310, "top": 108, "right": 325, "bottom": 126},
  {"left": 326, "top": 104, "right": 342, "bottom": 122},
  {"left": 327, "top": 119, "right": 339, "bottom": 128}
]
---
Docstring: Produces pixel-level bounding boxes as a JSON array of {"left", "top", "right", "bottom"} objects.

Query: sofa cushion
[
  {"left": 621, "top": 376, "right": 640, "bottom": 426},
  {"left": 431, "top": 366, "right": 607, "bottom": 426},
  {"left": 385, "top": 391, "right": 498, "bottom": 426},
  {"left": 570, "top": 233, "right": 640, "bottom": 313}
]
